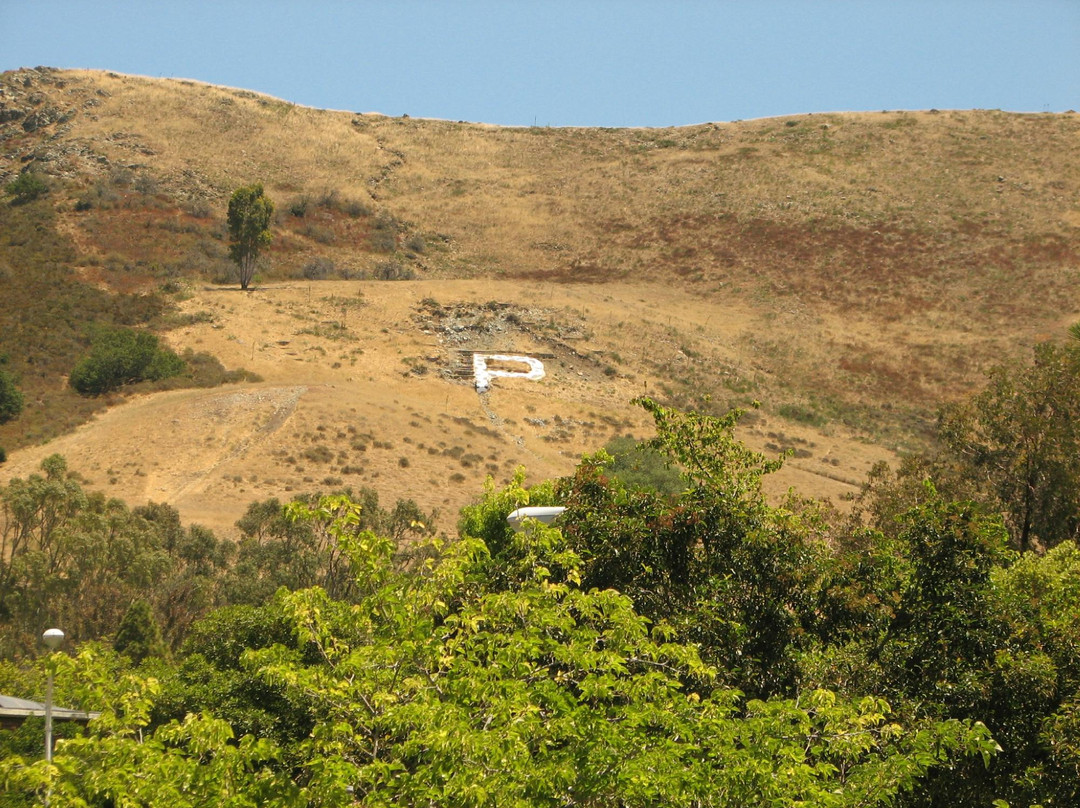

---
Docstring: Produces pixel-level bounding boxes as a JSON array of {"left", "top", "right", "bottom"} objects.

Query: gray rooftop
[{"left": 0, "top": 694, "right": 99, "bottom": 722}]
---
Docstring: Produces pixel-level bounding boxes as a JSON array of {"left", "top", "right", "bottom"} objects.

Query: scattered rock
[
  {"left": 22, "top": 106, "right": 65, "bottom": 131},
  {"left": 0, "top": 106, "right": 26, "bottom": 124}
]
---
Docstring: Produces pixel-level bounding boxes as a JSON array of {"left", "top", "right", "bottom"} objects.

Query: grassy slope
[{"left": 1, "top": 66, "right": 1078, "bottom": 531}]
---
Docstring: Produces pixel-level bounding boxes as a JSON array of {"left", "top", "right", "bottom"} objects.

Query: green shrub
[
  {"left": 133, "top": 172, "right": 158, "bottom": 195},
  {"left": 339, "top": 198, "right": 371, "bottom": 218},
  {"left": 370, "top": 213, "right": 401, "bottom": 252},
  {"left": 0, "top": 365, "right": 24, "bottom": 424},
  {"left": 317, "top": 190, "right": 369, "bottom": 218},
  {"left": 302, "top": 257, "right": 334, "bottom": 280},
  {"left": 300, "top": 222, "right": 335, "bottom": 244},
  {"left": 184, "top": 199, "right": 214, "bottom": 219},
  {"left": 371, "top": 260, "right": 415, "bottom": 281},
  {"left": 287, "top": 195, "right": 310, "bottom": 218},
  {"left": 777, "top": 403, "right": 827, "bottom": 427},
  {"left": 302, "top": 445, "right": 334, "bottom": 464},
  {"left": 4, "top": 171, "right": 48, "bottom": 204},
  {"left": 69, "top": 326, "right": 185, "bottom": 396}
]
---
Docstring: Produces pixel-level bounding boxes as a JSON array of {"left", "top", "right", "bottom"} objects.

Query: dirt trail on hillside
[{"left": 2, "top": 385, "right": 307, "bottom": 520}]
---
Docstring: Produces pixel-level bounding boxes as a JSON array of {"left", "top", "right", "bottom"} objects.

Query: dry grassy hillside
[{"left": 1, "top": 66, "right": 1078, "bottom": 535}]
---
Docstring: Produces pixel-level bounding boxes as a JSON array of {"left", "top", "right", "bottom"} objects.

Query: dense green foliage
[
  {"left": 68, "top": 325, "right": 185, "bottom": 396},
  {"left": 113, "top": 600, "right": 167, "bottom": 665},
  {"left": 223, "top": 489, "right": 435, "bottom": 606},
  {"left": 555, "top": 400, "right": 823, "bottom": 698},
  {"left": 227, "top": 184, "right": 275, "bottom": 290},
  {"left": 0, "top": 461, "right": 436, "bottom": 657},
  {"left": 0, "top": 455, "right": 231, "bottom": 657},
  {"left": 0, "top": 496, "right": 998, "bottom": 807}
]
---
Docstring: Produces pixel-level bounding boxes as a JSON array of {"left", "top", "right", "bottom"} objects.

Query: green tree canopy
[
  {"left": 113, "top": 600, "right": 167, "bottom": 665},
  {"left": 549, "top": 398, "right": 825, "bottom": 699},
  {"left": 0, "top": 456, "right": 228, "bottom": 657},
  {"left": 937, "top": 340, "right": 1080, "bottom": 552},
  {"left": 227, "top": 184, "right": 274, "bottom": 290},
  {"left": 244, "top": 494, "right": 996, "bottom": 807}
]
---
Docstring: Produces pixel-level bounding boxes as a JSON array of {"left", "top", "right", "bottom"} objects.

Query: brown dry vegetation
[{"left": 1, "top": 67, "right": 1078, "bottom": 535}]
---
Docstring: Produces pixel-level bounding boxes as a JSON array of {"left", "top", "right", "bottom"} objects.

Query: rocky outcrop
[
  {"left": 0, "top": 67, "right": 107, "bottom": 182},
  {"left": 22, "top": 105, "right": 69, "bottom": 132},
  {"left": 0, "top": 67, "right": 69, "bottom": 134}
]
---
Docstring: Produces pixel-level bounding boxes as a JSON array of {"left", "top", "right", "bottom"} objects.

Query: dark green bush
[
  {"left": 0, "top": 365, "right": 24, "bottom": 424},
  {"left": 4, "top": 171, "right": 48, "bottom": 204},
  {"left": 285, "top": 196, "right": 309, "bottom": 218},
  {"left": 69, "top": 326, "right": 185, "bottom": 396},
  {"left": 302, "top": 257, "right": 334, "bottom": 280}
]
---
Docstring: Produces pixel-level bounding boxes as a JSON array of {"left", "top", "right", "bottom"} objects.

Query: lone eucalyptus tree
[{"left": 227, "top": 184, "right": 274, "bottom": 290}]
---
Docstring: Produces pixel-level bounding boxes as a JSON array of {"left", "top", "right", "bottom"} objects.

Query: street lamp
[
  {"left": 506, "top": 506, "right": 566, "bottom": 532},
  {"left": 41, "top": 628, "right": 64, "bottom": 764}
]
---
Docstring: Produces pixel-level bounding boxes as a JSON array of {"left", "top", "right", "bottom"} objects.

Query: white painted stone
[{"left": 473, "top": 354, "right": 545, "bottom": 393}]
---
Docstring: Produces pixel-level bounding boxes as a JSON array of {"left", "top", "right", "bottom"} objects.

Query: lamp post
[
  {"left": 506, "top": 506, "right": 566, "bottom": 532},
  {"left": 41, "top": 628, "right": 64, "bottom": 763}
]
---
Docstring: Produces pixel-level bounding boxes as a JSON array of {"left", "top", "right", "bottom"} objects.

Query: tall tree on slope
[{"left": 227, "top": 184, "right": 274, "bottom": 291}]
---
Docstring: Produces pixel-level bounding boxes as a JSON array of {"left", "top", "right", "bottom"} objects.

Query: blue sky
[{"left": 2, "top": 1, "right": 1077, "bottom": 127}]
